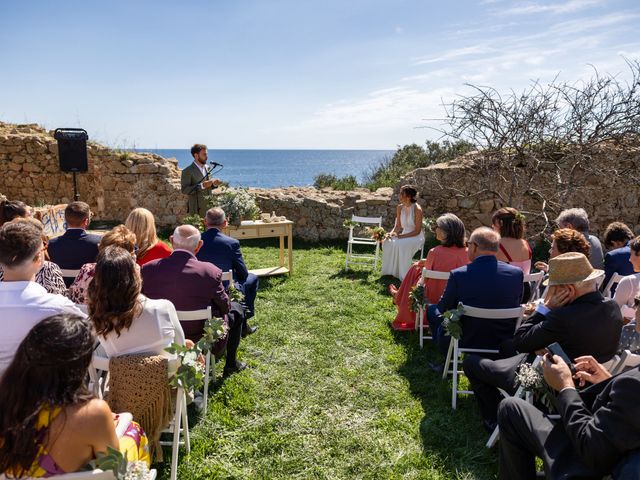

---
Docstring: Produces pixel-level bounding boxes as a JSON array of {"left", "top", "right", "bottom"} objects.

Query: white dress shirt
[
  {"left": 98, "top": 294, "right": 185, "bottom": 358},
  {"left": 0, "top": 281, "right": 86, "bottom": 377}
]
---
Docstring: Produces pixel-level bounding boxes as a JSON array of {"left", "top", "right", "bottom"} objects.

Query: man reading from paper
[{"left": 181, "top": 144, "right": 221, "bottom": 217}]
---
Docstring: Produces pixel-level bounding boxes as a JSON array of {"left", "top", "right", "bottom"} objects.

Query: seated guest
[
  {"left": 125, "top": 207, "right": 172, "bottom": 266},
  {"left": 534, "top": 228, "right": 591, "bottom": 273},
  {"left": 142, "top": 225, "right": 247, "bottom": 377},
  {"left": 391, "top": 213, "right": 468, "bottom": 330},
  {"left": 87, "top": 245, "right": 185, "bottom": 358},
  {"left": 67, "top": 224, "right": 137, "bottom": 304},
  {"left": 198, "top": 207, "right": 259, "bottom": 325},
  {"left": 612, "top": 235, "right": 640, "bottom": 319},
  {"left": 427, "top": 227, "right": 523, "bottom": 355},
  {"left": 602, "top": 221, "right": 635, "bottom": 293},
  {"left": 48, "top": 201, "right": 101, "bottom": 286},
  {"left": 464, "top": 252, "right": 622, "bottom": 431},
  {"left": 555, "top": 207, "right": 604, "bottom": 269},
  {"left": 497, "top": 354, "right": 640, "bottom": 480},
  {"left": 0, "top": 222, "right": 85, "bottom": 376},
  {"left": 0, "top": 217, "right": 67, "bottom": 295},
  {"left": 381, "top": 185, "right": 425, "bottom": 281},
  {"left": 0, "top": 313, "right": 150, "bottom": 477},
  {"left": 0, "top": 199, "right": 30, "bottom": 226},
  {"left": 493, "top": 208, "right": 531, "bottom": 274}
]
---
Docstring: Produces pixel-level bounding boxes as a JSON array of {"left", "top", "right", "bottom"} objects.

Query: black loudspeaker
[{"left": 54, "top": 128, "right": 89, "bottom": 173}]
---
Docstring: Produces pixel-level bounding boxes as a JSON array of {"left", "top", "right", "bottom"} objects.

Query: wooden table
[{"left": 223, "top": 220, "right": 293, "bottom": 277}]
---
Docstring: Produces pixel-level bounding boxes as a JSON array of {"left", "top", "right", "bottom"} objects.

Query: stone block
[{"left": 478, "top": 199, "right": 494, "bottom": 213}]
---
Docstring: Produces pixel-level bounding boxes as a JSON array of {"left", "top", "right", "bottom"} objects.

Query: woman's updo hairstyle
[
  {"left": 492, "top": 207, "right": 526, "bottom": 239},
  {"left": 400, "top": 185, "right": 418, "bottom": 203}
]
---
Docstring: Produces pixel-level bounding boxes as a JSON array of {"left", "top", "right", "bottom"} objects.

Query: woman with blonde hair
[
  {"left": 125, "top": 207, "right": 172, "bottom": 266},
  {"left": 67, "top": 224, "right": 137, "bottom": 304}
]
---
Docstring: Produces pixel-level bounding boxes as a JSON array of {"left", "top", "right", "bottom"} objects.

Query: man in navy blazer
[
  {"left": 197, "top": 208, "right": 259, "bottom": 326},
  {"left": 602, "top": 222, "right": 635, "bottom": 292},
  {"left": 427, "top": 227, "right": 524, "bottom": 355},
  {"left": 47, "top": 202, "right": 101, "bottom": 287},
  {"left": 142, "top": 225, "right": 247, "bottom": 377}
]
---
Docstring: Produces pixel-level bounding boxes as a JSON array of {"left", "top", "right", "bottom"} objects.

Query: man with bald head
[
  {"left": 427, "top": 226, "right": 524, "bottom": 356},
  {"left": 141, "top": 224, "right": 246, "bottom": 377}
]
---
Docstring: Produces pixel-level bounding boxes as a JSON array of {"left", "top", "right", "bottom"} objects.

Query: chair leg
[
  {"left": 418, "top": 307, "right": 424, "bottom": 348},
  {"left": 170, "top": 390, "right": 182, "bottom": 480},
  {"left": 486, "top": 425, "right": 500, "bottom": 448},
  {"left": 442, "top": 338, "right": 454, "bottom": 380},
  {"left": 182, "top": 391, "right": 190, "bottom": 453},
  {"left": 345, "top": 242, "right": 351, "bottom": 271},
  {"left": 451, "top": 340, "right": 459, "bottom": 410},
  {"left": 374, "top": 242, "right": 379, "bottom": 271},
  {"left": 202, "top": 352, "right": 210, "bottom": 416}
]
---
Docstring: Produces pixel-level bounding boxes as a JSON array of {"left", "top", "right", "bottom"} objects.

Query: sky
[{"left": 1, "top": 0, "right": 639, "bottom": 149}]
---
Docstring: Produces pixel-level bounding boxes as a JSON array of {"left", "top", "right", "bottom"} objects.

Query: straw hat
[{"left": 545, "top": 252, "right": 604, "bottom": 286}]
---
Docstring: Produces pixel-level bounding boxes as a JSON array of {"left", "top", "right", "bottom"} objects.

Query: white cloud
[
  {"left": 413, "top": 45, "right": 494, "bottom": 65},
  {"left": 497, "top": 0, "right": 604, "bottom": 15}
]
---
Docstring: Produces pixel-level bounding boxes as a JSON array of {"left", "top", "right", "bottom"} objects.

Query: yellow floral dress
[{"left": 3, "top": 406, "right": 150, "bottom": 478}]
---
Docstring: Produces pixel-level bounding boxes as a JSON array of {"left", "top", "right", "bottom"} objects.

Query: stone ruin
[{"left": 1, "top": 121, "right": 639, "bottom": 242}]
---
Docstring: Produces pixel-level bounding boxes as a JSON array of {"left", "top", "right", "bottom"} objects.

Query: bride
[{"left": 381, "top": 185, "right": 425, "bottom": 280}]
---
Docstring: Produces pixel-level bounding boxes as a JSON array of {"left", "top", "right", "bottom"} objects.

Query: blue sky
[{"left": 1, "top": 0, "right": 639, "bottom": 149}]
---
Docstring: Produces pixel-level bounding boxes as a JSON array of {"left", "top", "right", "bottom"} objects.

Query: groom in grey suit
[{"left": 180, "top": 144, "right": 221, "bottom": 217}]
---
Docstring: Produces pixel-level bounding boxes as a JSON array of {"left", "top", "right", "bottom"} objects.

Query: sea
[{"left": 135, "top": 149, "right": 394, "bottom": 188}]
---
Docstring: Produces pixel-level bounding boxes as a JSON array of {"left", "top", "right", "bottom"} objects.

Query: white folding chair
[
  {"left": 610, "top": 349, "right": 640, "bottom": 375},
  {"left": 485, "top": 354, "right": 544, "bottom": 448},
  {"left": 60, "top": 268, "right": 81, "bottom": 282},
  {"left": 416, "top": 268, "right": 451, "bottom": 348},
  {"left": 1, "top": 469, "right": 158, "bottom": 480},
  {"left": 175, "top": 306, "right": 215, "bottom": 416},
  {"left": 442, "top": 304, "right": 526, "bottom": 409},
  {"left": 603, "top": 273, "right": 625, "bottom": 299},
  {"left": 89, "top": 355, "right": 188, "bottom": 480},
  {"left": 221, "top": 270, "right": 233, "bottom": 283},
  {"left": 523, "top": 271, "right": 544, "bottom": 303},
  {"left": 345, "top": 215, "right": 382, "bottom": 271}
]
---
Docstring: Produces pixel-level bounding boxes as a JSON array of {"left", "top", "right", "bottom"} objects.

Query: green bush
[
  {"left": 313, "top": 140, "right": 474, "bottom": 192},
  {"left": 363, "top": 140, "right": 474, "bottom": 190},
  {"left": 313, "top": 173, "right": 359, "bottom": 191}
]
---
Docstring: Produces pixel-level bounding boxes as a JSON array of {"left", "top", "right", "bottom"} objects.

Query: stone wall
[
  {"left": 399, "top": 143, "right": 640, "bottom": 238},
  {"left": 2, "top": 121, "right": 638, "bottom": 242},
  {"left": 0, "top": 122, "right": 186, "bottom": 226},
  {"left": 250, "top": 187, "right": 396, "bottom": 242}
]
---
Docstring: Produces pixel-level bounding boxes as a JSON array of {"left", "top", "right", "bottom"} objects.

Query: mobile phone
[{"left": 547, "top": 342, "right": 576, "bottom": 373}]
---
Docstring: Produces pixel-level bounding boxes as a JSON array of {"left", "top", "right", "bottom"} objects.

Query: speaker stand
[{"left": 72, "top": 172, "right": 80, "bottom": 201}]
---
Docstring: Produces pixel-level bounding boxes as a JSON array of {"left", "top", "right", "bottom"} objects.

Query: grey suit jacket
[{"left": 180, "top": 162, "right": 212, "bottom": 217}]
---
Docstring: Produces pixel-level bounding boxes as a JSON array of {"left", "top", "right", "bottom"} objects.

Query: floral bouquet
[
  {"left": 210, "top": 188, "right": 261, "bottom": 226},
  {"left": 342, "top": 219, "right": 360, "bottom": 229},
  {"left": 365, "top": 226, "right": 386, "bottom": 243},
  {"left": 515, "top": 362, "right": 555, "bottom": 411},
  {"left": 409, "top": 284, "right": 426, "bottom": 313},
  {"left": 89, "top": 447, "right": 153, "bottom": 480},
  {"left": 442, "top": 302, "right": 465, "bottom": 340}
]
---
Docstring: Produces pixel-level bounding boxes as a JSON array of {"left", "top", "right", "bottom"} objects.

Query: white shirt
[
  {"left": 98, "top": 295, "right": 185, "bottom": 358},
  {"left": 612, "top": 273, "right": 640, "bottom": 319},
  {"left": 0, "top": 281, "right": 86, "bottom": 376}
]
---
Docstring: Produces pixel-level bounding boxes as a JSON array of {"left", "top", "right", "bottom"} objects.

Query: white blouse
[
  {"left": 98, "top": 295, "right": 185, "bottom": 358},
  {"left": 612, "top": 273, "right": 640, "bottom": 319}
]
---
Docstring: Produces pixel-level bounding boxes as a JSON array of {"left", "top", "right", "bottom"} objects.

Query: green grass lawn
[{"left": 161, "top": 240, "right": 499, "bottom": 479}]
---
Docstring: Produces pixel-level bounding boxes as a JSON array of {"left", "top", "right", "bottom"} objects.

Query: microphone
[{"left": 209, "top": 161, "right": 223, "bottom": 167}]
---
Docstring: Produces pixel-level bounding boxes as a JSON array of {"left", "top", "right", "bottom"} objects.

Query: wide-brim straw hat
[{"left": 545, "top": 252, "right": 604, "bottom": 286}]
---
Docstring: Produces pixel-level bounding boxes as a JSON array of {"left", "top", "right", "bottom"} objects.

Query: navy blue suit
[
  {"left": 603, "top": 243, "right": 634, "bottom": 294},
  {"left": 196, "top": 228, "right": 259, "bottom": 318},
  {"left": 48, "top": 228, "right": 101, "bottom": 287},
  {"left": 428, "top": 255, "right": 524, "bottom": 354}
]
